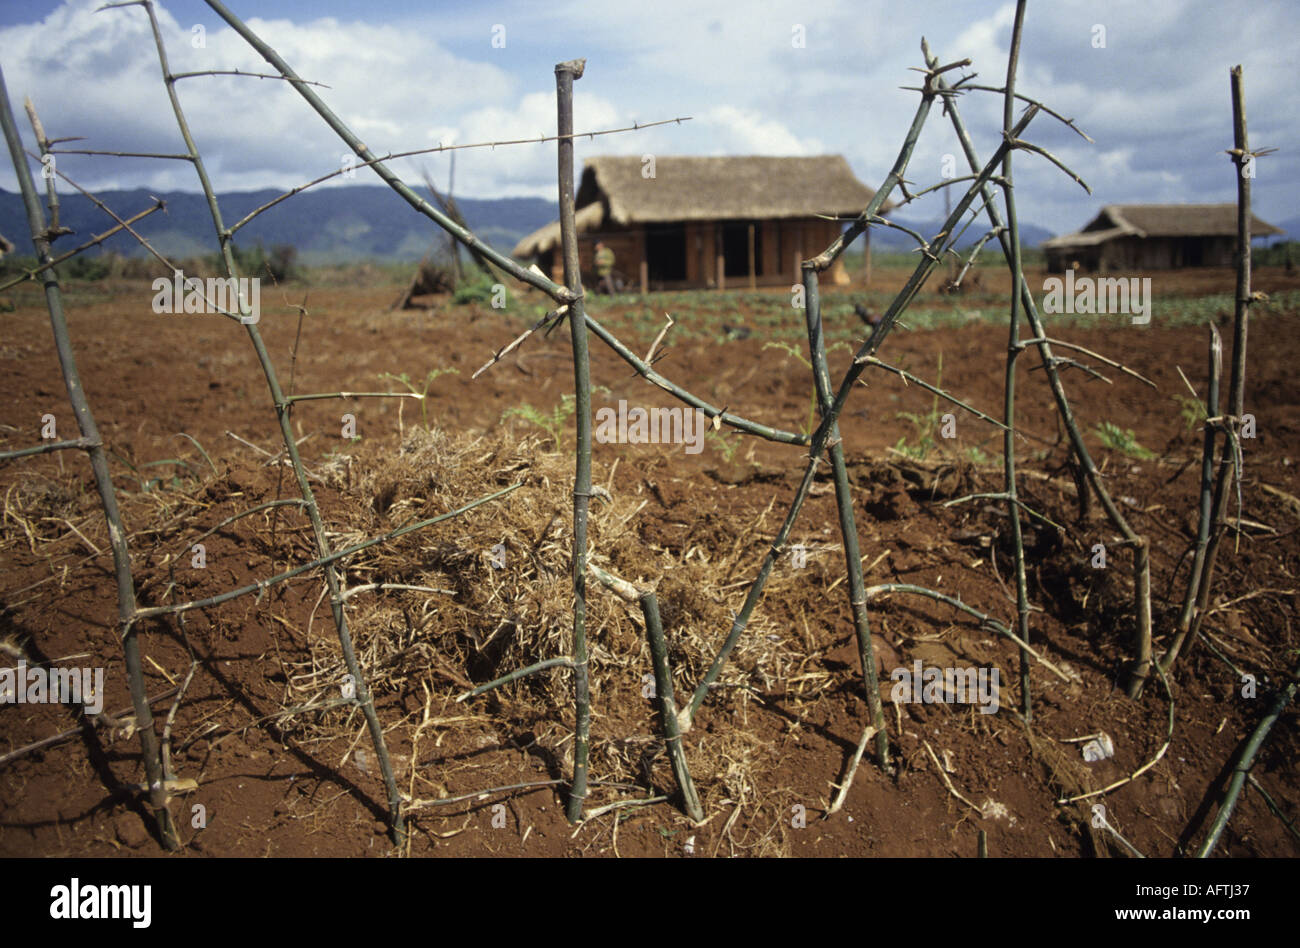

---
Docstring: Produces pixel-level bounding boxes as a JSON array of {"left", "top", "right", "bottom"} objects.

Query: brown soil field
[{"left": 1, "top": 263, "right": 1297, "bottom": 858}]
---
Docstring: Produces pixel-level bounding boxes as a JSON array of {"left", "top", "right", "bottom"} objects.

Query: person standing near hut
[{"left": 594, "top": 240, "right": 616, "bottom": 294}]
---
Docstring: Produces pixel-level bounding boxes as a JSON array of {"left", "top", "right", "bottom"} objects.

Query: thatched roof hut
[
  {"left": 1042, "top": 203, "right": 1283, "bottom": 273},
  {"left": 513, "top": 155, "right": 886, "bottom": 291}
]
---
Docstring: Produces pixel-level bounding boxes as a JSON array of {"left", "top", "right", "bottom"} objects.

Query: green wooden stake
[
  {"left": 802, "top": 266, "right": 889, "bottom": 767},
  {"left": 1162, "top": 326, "right": 1222, "bottom": 672},
  {"left": 115, "top": 0, "right": 409, "bottom": 846},
  {"left": 686, "top": 104, "right": 1037, "bottom": 725},
  {"left": 997, "top": 0, "right": 1035, "bottom": 720},
  {"left": 0, "top": 64, "right": 179, "bottom": 850},
  {"left": 686, "top": 103, "right": 1038, "bottom": 722},
  {"left": 1178, "top": 66, "right": 1257, "bottom": 676},
  {"left": 926, "top": 42, "right": 1153, "bottom": 700},
  {"left": 553, "top": 58, "right": 594, "bottom": 824},
  {"left": 639, "top": 591, "right": 704, "bottom": 822},
  {"left": 1196, "top": 662, "right": 1299, "bottom": 857}
]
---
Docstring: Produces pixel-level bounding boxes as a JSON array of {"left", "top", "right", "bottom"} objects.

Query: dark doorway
[
  {"left": 722, "top": 221, "right": 762, "bottom": 278},
  {"left": 1180, "top": 237, "right": 1204, "bottom": 267},
  {"left": 646, "top": 225, "right": 687, "bottom": 282}
]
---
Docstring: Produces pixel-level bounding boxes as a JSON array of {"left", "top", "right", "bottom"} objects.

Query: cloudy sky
[{"left": 0, "top": 0, "right": 1294, "bottom": 235}]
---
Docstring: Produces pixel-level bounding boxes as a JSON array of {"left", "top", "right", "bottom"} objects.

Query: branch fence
[{"left": 0, "top": 0, "right": 1280, "bottom": 856}]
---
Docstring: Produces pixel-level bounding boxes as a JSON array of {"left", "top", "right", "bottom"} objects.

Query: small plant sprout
[
  {"left": 1094, "top": 420, "right": 1156, "bottom": 460},
  {"left": 502, "top": 394, "right": 577, "bottom": 453},
  {"left": 379, "top": 367, "right": 459, "bottom": 431}
]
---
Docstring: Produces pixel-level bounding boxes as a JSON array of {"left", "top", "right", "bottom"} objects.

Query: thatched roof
[
  {"left": 1043, "top": 203, "right": 1282, "bottom": 249},
  {"left": 513, "top": 155, "right": 883, "bottom": 257},
  {"left": 512, "top": 203, "right": 605, "bottom": 259}
]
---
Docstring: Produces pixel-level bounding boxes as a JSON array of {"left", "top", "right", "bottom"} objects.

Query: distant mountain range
[
  {"left": 0, "top": 185, "right": 558, "bottom": 264},
  {"left": 1270, "top": 216, "right": 1300, "bottom": 244},
  {"left": 866, "top": 213, "right": 1297, "bottom": 253},
  {"left": 0, "top": 185, "right": 1292, "bottom": 264}
]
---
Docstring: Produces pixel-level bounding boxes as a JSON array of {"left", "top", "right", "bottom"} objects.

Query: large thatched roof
[
  {"left": 1043, "top": 203, "right": 1282, "bottom": 249},
  {"left": 513, "top": 155, "right": 883, "bottom": 257},
  {"left": 513, "top": 204, "right": 605, "bottom": 259}
]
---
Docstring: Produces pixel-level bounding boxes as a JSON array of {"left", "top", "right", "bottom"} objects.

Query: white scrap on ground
[{"left": 1081, "top": 732, "right": 1115, "bottom": 763}]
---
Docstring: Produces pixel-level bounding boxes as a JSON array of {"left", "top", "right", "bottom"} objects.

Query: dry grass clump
[
  {"left": 2, "top": 420, "right": 838, "bottom": 826},
  {"left": 290, "top": 424, "right": 821, "bottom": 807},
  {"left": 1, "top": 472, "right": 91, "bottom": 548}
]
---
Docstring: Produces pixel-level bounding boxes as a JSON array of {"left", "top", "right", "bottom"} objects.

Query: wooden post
[
  {"left": 713, "top": 222, "right": 725, "bottom": 291},
  {"left": 864, "top": 227, "right": 872, "bottom": 286},
  {"left": 687, "top": 225, "right": 700, "bottom": 284},
  {"left": 702, "top": 228, "right": 709, "bottom": 288},
  {"left": 791, "top": 222, "right": 802, "bottom": 284},
  {"left": 747, "top": 222, "right": 756, "bottom": 290},
  {"left": 554, "top": 57, "right": 594, "bottom": 824},
  {"left": 637, "top": 228, "right": 648, "bottom": 294}
]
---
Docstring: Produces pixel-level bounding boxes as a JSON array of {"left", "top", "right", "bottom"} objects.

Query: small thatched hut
[
  {"left": 1042, "top": 204, "right": 1283, "bottom": 273},
  {"left": 512, "top": 155, "right": 885, "bottom": 291}
]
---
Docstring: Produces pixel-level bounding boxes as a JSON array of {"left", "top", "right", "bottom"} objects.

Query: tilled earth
[{"left": 1, "top": 265, "right": 1297, "bottom": 857}]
